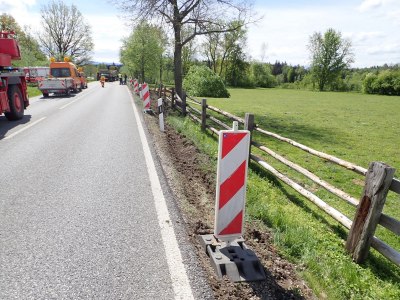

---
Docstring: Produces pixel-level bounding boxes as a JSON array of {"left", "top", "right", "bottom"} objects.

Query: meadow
[{"left": 167, "top": 88, "right": 400, "bottom": 299}]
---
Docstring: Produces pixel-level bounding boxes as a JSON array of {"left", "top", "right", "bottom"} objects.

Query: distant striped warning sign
[
  {"left": 214, "top": 128, "right": 250, "bottom": 242},
  {"left": 142, "top": 82, "right": 150, "bottom": 110}
]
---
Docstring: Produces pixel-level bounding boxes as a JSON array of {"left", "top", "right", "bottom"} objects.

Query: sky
[{"left": 1, "top": 0, "right": 400, "bottom": 67}]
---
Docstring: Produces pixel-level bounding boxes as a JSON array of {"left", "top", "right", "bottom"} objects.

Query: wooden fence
[{"left": 151, "top": 85, "right": 400, "bottom": 266}]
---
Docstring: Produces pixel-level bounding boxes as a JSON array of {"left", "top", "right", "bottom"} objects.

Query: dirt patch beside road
[{"left": 141, "top": 96, "right": 316, "bottom": 299}]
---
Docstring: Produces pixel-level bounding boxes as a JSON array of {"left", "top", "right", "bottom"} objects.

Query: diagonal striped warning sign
[
  {"left": 141, "top": 82, "right": 150, "bottom": 110},
  {"left": 214, "top": 125, "right": 250, "bottom": 242}
]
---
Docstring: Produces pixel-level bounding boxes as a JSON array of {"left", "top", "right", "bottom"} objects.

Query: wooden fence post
[
  {"left": 158, "top": 83, "right": 163, "bottom": 98},
  {"left": 244, "top": 113, "right": 255, "bottom": 161},
  {"left": 346, "top": 161, "right": 395, "bottom": 263},
  {"left": 201, "top": 98, "right": 207, "bottom": 131},
  {"left": 182, "top": 91, "right": 187, "bottom": 116},
  {"left": 171, "top": 88, "right": 175, "bottom": 108}
]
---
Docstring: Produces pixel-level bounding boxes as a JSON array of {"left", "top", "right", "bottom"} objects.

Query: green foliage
[
  {"left": 27, "top": 86, "right": 42, "bottom": 98},
  {"left": 308, "top": 28, "right": 354, "bottom": 91},
  {"left": 250, "top": 63, "right": 277, "bottom": 88},
  {"left": 363, "top": 70, "right": 400, "bottom": 95},
  {"left": 183, "top": 65, "right": 230, "bottom": 98},
  {"left": 120, "top": 21, "right": 165, "bottom": 83}
]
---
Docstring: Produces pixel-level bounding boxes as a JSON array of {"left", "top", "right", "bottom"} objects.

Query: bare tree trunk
[{"left": 173, "top": 22, "right": 183, "bottom": 98}]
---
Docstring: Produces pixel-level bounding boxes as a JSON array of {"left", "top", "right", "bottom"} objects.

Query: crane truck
[{"left": 0, "top": 31, "right": 29, "bottom": 121}]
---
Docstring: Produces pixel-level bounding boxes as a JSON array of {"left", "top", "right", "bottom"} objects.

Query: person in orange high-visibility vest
[{"left": 100, "top": 75, "right": 105, "bottom": 87}]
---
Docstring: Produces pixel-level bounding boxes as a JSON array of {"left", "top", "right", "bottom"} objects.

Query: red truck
[{"left": 0, "top": 31, "right": 29, "bottom": 121}]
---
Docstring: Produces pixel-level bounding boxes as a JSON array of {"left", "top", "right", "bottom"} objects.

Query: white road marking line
[
  {"left": 58, "top": 87, "right": 98, "bottom": 110},
  {"left": 59, "top": 96, "right": 82, "bottom": 110},
  {"left": 3, "top": 117, "right": 47, "bottom": 140},
  {"left": 127, "top": 88, "right": 194, "bottom": 300}
]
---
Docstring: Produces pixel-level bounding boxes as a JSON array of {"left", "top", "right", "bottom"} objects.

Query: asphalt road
[{"left": 0, "top": 82, "right": 213, "bottom": 299}]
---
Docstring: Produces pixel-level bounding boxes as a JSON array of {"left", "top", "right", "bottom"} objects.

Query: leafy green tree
[
  {"left": 202, "top": 20, "right": 246, "bottom": 79},
  {"left": 308, "top": 28, "right": 354, "bottom": 91},
  {"left": 115, "top": 0, "right": 253, "bottom": 98},
  {"left": 183, "top": 65, "right": 229, "bottom": 98},
  {"left": 225, "top": 43, "right": 252, "bottom": 87},
  {"left": 120, "top": 21, "right": 165, "bottom": 83},
  {"left": 250, "top": 63, "right": 276, "bottom": 88},
  {"left": 38, "top": 0, "right": 94, "bottom": 65}
]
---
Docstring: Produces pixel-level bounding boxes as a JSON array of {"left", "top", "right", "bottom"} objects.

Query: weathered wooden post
[
  {"left": 158, "top": 83, "right": 163, "bottom": 98},
  {"left": 346, "top": 162, "right": 395, "bottom": 263},
  {"left": 182, "top": 91, "right": 187, "bottom": 116},
  {"left": 171, "top": 88, "right": 175, "bottom": 108},
  {"left": 244, "top": 113, "right": 255, "bottom": 161},
  {"left": 201, "top": 98, "right": 207, "bottom": 131}
]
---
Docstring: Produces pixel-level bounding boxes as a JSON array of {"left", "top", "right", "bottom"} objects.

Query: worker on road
[
  {"left": 119, "top": 73, "right": 123, "bottom": 85},
  {"left": 100, "top": 75, "right": 105, "bottom": 88}
]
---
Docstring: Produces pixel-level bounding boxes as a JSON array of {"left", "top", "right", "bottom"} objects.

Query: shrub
[
  {"left": 183, "top": 65, "right": 230, "bottom": 98},
  {"left": 363, "top": 70, "right": 400, "bottom": 95}
]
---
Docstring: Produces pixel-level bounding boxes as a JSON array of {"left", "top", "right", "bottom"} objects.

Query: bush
[
  {"left": 183, "top": 65, "right": 230, "bottom": 98},
  {"left": 362, "top": 70, "right": 400, "bottom": 95}
]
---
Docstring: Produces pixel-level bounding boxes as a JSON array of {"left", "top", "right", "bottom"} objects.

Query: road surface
[{"left": 0, "top": 82, "right": 213, "bottom": 299}]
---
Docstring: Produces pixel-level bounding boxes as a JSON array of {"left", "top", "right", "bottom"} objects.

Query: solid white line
[
  {"left": 3, "top": 117, "right": 47, "bottom": 140},
  {"left": 127, "top": 88, "right": 194, "bottom": 300}
]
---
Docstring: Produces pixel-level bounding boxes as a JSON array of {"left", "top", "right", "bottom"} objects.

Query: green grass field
[
  {"left": 168, "top": 88, "right": 400, "bottom": 299},
  {"left": 27, "top": 85, "right": 42, "bottom": 98}
]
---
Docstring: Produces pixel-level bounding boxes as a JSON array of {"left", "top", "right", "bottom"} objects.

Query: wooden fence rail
[{"left": 154, "top": 86, "right": 399, "bottom": 266}]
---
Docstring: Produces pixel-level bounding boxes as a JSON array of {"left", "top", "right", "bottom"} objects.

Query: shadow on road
[{"left": 0, "top": 114, "right": 32, "bottom": 140}]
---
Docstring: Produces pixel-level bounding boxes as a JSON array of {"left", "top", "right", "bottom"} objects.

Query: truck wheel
[
  {"left": 5, "top": 85, "right": 24, "bottom": 121},
  {"left": 66, "top": 89, "right": 71, "bottom": 96},
  {"left": 43, "top": 93, "right": 49, "bottom": 98}
]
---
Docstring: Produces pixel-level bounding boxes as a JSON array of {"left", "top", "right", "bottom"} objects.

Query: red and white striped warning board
[
  {"left": 142, "top": 82, "right": 150, "bottom": 110},
  {"left": 133, "top": 79, "right": 139, "bottom": 94},
  {"left": 214, "top": 125, "right": 250, "bottom": 242}
]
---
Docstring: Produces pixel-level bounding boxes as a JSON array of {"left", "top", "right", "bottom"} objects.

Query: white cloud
[
  {"left": 358, "top": 0, "right": 385, "bottom": 12},
  {"left": 345, "top": 31, "right": 386, "bottom": 44},
  {"left": 1, "top": 0, "right": 39, "bottom": 28},
  {"left": 85, "top": 14, "right": 128, "bottom": 62},
  {"left": 367, "top": 43, "right": 400, "bottom": 55}
]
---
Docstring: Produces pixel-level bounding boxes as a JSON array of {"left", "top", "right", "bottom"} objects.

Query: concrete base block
[{"left": 198, "top": 234, "right": 266, "bottom": 282}]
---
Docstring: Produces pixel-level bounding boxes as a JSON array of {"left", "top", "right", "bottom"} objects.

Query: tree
[
  {"left": 38, "top": 0, "right": 94, "bottom": 65},
  {"left": 0, "top": 13, "right": 47, "bottom": 67},
  {"left": 202, "top": 20, "right": 246, "bottom": 79},
  {"left": 225, "top": 43, "right": 251, "bottom": 87},
  {"left": 308, "top": 28, "right": 354, "bottom": 91},
  {"left": 115, "top": 0, "right": 254, "bottom": 97},
  {"left": 120, "top": 21, "right": 165, "bottom": 83}
]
